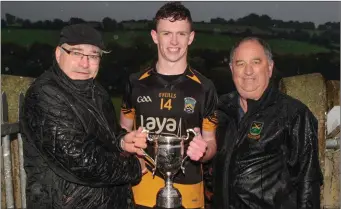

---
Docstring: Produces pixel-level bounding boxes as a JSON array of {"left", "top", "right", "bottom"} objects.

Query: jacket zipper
[
  {"left": 91, "top": 84, "right": 118, "bottom": 143},
  {"left": 222, "top": 108, "right": 255, "bottom": 208},
  {"left": 92, "top": 84, "right": 96, "bottom": 103}
]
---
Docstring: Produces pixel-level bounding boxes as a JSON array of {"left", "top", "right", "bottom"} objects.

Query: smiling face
[
  {"left": 151, "top": 18, "right": 195, "bottom": 64},
  {"left": 230, "top": 39, "right": 274, "bottom": 100},
  {"left": 55, "top": 43, "right": 101, "bottom": 80}
]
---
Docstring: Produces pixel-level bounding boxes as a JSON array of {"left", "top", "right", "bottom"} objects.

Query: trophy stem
[
  {"left": 155, "top": 172, "right": 183, "bottom": 209},
  {"left": 164, "top": 173, "right": 172, "bottom": 187}
]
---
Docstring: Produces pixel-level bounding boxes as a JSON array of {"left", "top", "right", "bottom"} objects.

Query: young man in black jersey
[{"left": 120, "top": 2, "right": 218, "bottom": 209}]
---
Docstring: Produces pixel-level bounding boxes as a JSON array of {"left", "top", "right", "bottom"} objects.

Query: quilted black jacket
[
  {"left": 213, "top": 85, "right": 323, "bottom": 209},
  {"left": 20, "top": 61, "right": 142, "bottom": 209}
]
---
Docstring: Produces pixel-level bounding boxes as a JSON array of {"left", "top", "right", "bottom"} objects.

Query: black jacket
[
  {"left": 213, "top": 85, "right": 323, "bottom": 209},
  {"left": 20, "top": 61, "right": 142, "bottom": 209}
]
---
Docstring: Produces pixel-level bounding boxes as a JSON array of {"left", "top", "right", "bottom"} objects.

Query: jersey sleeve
[
  {"left": 121, "top": 75, "right": 135, "bottom": 119},
  {"left": 202, "top": 80, "right": 218, "bottom": 132}
]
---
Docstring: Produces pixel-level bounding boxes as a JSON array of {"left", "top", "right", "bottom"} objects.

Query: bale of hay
[
  {"left": 324, "top": 149, "right": 340, "bottom": 209},
  {"left": 1, "top": 75, "right": 34, "bottom": 123},
  {"left": 326, "top": 80, "right": 340, "bottom": 111}
]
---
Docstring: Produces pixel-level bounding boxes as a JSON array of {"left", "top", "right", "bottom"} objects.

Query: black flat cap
[{"left": 59, "top": 23, "right": 107, "bottom": 51}]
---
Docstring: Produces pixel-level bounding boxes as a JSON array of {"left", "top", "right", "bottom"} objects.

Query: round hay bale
[
  {"left": 326, "top": 80, "right": 340, "bottom": 111},
  {"left": 1, "top": 75, "right": 34, "bottom": 123}
]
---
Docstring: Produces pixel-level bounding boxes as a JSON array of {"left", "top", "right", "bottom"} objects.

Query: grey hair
[{"left": 229, "top": 37, "right": 273, "bottom": 65}]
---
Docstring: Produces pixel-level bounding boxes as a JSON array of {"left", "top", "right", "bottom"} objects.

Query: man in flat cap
[{"left": 20, "top": 23, "right": 148, "bottom": 209}]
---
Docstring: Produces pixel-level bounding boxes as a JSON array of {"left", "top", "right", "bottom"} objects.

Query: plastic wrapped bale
[
  {"left": 326, "top": 80, "right": 340, "bottom": 111},
  {"left": 1, "top": 75, "right": 34, "bottom": 209},
  {"left": 279, "top": 73, "right": 327, "bottom": 207}
]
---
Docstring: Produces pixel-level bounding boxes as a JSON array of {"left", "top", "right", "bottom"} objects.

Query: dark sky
[{"left": 1, "top": 1, "right": 340, "bottom": 26}]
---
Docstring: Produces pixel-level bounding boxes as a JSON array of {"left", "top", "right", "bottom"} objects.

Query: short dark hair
[
  {"left": 229, "top": 37, "right": 273, "bottom": 65},
  {"left": 153, "top": 2, "right": 193, "bottom": 31}
]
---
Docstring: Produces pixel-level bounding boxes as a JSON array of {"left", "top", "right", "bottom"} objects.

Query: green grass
[
  {"left": 103, "top": 30, "right": 150, "bottom": 47},
  {"left": 271, "top": 27, "right": 324, "bottom": 36},
  {"left": 2, "top": 28, "right": 60, "bottom": 47},
  {"left": 111, "top": 96, "right": 122, "bottom": 119},
  {"left": 1, "top": 28, "right": 332, "bottom": 55},
  {"left": 267, "top": 39, "right": 330, "bottom": 54},
  {"left": 193, "top": 23, "right": 271, "bottom": 35},
  {"left": 112, "top": 96, "right": 122, "bottom": 111}
]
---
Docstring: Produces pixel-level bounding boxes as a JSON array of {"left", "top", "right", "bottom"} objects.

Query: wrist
[
  {"left": 119, "top": 136, "right": 125, "bottom": 152},
  {"left": 141, "top": 167, "right": 148, "bottom": 175},
  {"left": 200, "top": 146, "right": 209, "bottom": 162}
]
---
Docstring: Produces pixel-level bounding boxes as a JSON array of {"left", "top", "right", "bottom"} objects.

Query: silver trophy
[{"left": 141, "top": 128, "right": 197, "bottom": 209}]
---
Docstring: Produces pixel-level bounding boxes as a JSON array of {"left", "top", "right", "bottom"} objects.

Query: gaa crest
[
  {"left": 247, "top": 121, "right": 264, "bottom": 140},
  {"left": 184, "top": 97, "right": 196, "bottom": 114}
]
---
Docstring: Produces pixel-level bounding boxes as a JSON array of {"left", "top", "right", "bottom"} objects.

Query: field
[
  {"left": 1, "top": 28, "right": 331, "bottom": 55},
  {"left": 112, "top": 96, "right": 122, "bottom": 118}
]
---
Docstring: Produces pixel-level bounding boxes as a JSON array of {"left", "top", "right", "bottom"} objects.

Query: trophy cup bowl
[{"left": 141, "top": 129, "right": 197, "bottom": 209}]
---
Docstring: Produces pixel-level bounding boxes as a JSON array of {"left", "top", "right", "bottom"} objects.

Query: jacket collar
[
  {"left": 218, "top": 82, "right": 279, "bottom": 119},
  {"left": 51, "top": 59, "right": 95, "bottom": 97}
]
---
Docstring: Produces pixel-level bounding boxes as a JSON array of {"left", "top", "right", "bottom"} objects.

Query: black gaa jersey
[{"left": 121, "top": 66, "right": 218, "bottom": 184}]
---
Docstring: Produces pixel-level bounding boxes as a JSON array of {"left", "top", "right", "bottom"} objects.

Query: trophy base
[
  {"left": 153, "top": 206, "right": 185, "bottom": 209},
  {"left": 154, "top": 183, "right": 184, "bottom": 209}
]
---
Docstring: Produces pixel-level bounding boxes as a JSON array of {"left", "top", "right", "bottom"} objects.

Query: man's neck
[
  {"left": 156, "top": 59, "right": 187, "bottom": 75},
  {"left": 239, "top": 97, "right": 248, "bottom": 113},
  {"left": 239, "top": 91, "right": 265, "bottom": 113}
]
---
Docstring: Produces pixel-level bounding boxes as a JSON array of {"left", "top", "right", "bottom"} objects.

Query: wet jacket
[
  {"left": 213, "top": 85, "right": 323, "bottom": 209},
  {"left": 20, "top": 61, "right": 142, "bottom": 209}
]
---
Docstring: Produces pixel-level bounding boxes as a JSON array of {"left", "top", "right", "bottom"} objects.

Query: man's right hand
[{"left": 121, "top": 127, "right": 147, "bottom": 156}]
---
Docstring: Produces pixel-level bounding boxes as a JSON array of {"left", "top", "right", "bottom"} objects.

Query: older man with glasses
[{"left": 20, "top": 23, "right": 148, "bottom": 209}]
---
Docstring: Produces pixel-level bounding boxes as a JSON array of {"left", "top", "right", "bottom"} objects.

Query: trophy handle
[
  {"left": 184, "top": 128, "right": 197, "bottom": 140},
  {"left": 180, "top": 129, "right": 198, "bottom": 174},
  {"left": 142, "top": 128, "right": 154, "bottom": 142}
]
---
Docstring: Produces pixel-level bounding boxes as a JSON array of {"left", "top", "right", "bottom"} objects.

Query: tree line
[
  {"left": 209, "top": 14, "right": 340, "bottom": 30},
  {"left": 2, "top": 13, "right": 340, "bottom": 49},
  {"left": 4, "top": 13, "right": 339, "bottom": 30}
]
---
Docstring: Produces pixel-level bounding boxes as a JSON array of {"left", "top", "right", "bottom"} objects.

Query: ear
[
  {"left": 151, "top": 29, "right": 158, "bottom": 44},
  {"left": 188, "top": 31, "right": 195, "bottom": 45},
  {"left": 268, "top": 60, "right": 274, "bottom": 78},
  {"left": 55, "top": 47, "right": 61, "bottom": 64},
  {"left": 229, "top": 63, "right": 234, "bottom": 75}
]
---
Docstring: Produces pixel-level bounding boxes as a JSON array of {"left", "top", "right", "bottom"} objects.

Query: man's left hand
[
  {"left": 121, "top": 127, "right": 147, "bottom": 156},
  {"left": 186, "top": 127, "right": 207, "bottom": 161}
]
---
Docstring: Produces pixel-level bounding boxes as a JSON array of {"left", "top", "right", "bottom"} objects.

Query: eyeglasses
[{"left": 60, "top": 46, "right": 101, "bottom": 64}]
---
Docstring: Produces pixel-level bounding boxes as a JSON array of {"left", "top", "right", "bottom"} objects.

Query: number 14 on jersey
[{"left": 160, "top": 98, "right": 172, "bottom": 110}]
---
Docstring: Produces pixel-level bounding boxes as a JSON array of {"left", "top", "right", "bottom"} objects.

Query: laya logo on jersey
[
  {"left": 184, "top": 97, "right": 196, "bottom": 114},
  {"left": 140, "top": 115, "right": 182, "bottom": 134},
  {"left": 137, "top": 96, "right": 152, "bottom": 103}
]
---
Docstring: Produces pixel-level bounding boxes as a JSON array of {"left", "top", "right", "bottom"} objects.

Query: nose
[
  {"left": 170, "top": 34, "right": 178, "bottom": 45},
  {"left": 244, "top": 63, "right": 254, "bottom": 76},
  {"left": 79, "top": 55, "right": 90, "bottom": 68}
]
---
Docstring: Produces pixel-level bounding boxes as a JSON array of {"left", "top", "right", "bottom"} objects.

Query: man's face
[
  {"left": 55, "top": 44, "right": 101, "bottom": 80},
  {"left": 230, "top": 40, "right": 273, "bottom": 100},
  {"left": 151, "top": 18, "right": 194, "bottom": 63}
]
